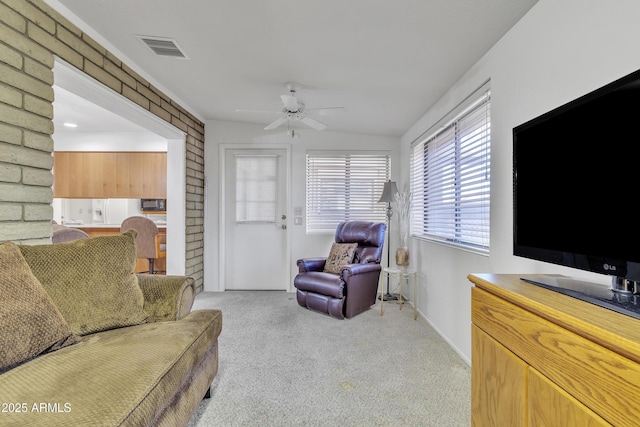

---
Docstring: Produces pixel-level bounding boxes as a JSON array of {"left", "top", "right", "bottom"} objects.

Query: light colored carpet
[{"left": 187, "top": 291, "right": 470, "bottom": 427}]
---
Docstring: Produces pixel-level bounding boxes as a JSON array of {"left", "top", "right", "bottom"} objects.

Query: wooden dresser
[{"left": 469, "top": 273, "right": 640, "bottom": 426}]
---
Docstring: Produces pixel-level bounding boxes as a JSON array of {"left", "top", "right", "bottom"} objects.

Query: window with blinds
[
  {"left": 410, "top": 86, "right": 491, "bottom": 252},
  {"left": 306, "top": 151, "right": 390, "bottom": 232},
  {"left": 235, "top": 155, "right": 277, "bottom": 223}
]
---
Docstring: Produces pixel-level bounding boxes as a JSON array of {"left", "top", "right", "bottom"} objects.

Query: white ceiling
[
  {"left": 49, "top": 0, "right": 538, "bottom": 137},
  {"left": 53, "top": 86, "right": 149, "bottom": 133}
]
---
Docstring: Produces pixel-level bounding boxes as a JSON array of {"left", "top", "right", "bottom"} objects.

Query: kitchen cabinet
[
  {"left": 53, "top": 152, "right": 166, "bottom": 198},
  {"left": 469, "top": 274, "right": 640, "bottom": 426}
]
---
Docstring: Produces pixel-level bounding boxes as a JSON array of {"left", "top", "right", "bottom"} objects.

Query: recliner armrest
[
  {"left": 341, "top": 262, "right": 381, "bottom": 279},
  {"left": 297, "top": 257, "right": 327, "bottom": 273},
  {"left": 137, "top": 274, "right": 195, "bottom": 322}
]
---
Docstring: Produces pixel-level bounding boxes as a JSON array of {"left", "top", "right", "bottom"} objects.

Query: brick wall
[{"left": 0, "top": 0, "right": 205, "bottom": 291}]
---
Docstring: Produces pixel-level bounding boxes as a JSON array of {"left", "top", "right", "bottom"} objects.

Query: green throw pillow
[
  {"left": 0, "top": 242, "right": 78, "bottom": 373},
  {"left": 19, "top": 230, "right": 148, "bottom": 336},
  {"left": 324, "top": 242, "right": 358, "bottom": 274}
]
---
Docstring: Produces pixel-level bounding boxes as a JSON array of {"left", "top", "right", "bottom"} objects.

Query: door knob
[
  {"left": 281, "top": 214, "right": 287, "bottom": 220},
  {"left": 281, "top": 224, "right": 287, "bottom": 230}
]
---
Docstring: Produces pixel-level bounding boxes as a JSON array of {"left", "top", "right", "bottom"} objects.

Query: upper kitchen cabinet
[
  {"left": 140, "top": 152, "right": 167, "bottom": 198},
  {"left": 54, "top": 152, "right": 167, "bottom": 199}
]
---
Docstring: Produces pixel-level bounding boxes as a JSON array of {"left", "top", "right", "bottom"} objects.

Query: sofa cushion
[
  {"left": 0, "top": 242, "right": 77, "bottom": 373},
  {"left": 0, "top": 310, "right": 222, "bottom": 426},
  {"left": 323, "top": 242, "right": 358, "bottom": 274},
  {"left": 19, "top": 231, "right": 148, "bottom": 336}
]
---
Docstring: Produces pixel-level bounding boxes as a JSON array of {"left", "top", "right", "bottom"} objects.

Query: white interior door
[{"left": 224, "top": 148, "right": 289, "bottom": 290}]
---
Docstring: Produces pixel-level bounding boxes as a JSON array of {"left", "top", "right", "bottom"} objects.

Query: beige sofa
[{"left": 0, "top": 231, "right": 222, "bottom": 426}]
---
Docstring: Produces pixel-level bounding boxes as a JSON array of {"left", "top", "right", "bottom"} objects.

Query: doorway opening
[{"left": 53, "top": 58, "right": 187, "bottom": 275}]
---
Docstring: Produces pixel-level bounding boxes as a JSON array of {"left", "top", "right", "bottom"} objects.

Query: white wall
[
  {"left": 203, "top": 120, "right": 400, "bottom": 292},
  {"left": 400, "top": 0, "right": 640, "bottom": 364}
]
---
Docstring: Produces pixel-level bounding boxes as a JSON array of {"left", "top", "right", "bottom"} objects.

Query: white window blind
[
  {"left": 410, "top": 88, "right": 491, "bottom": 251},
  {"left": 235, "top": 155, "right": 277, "bottom": 223},
  {"left": 306, "top": 151, "right": 390, "bottom": 232}
]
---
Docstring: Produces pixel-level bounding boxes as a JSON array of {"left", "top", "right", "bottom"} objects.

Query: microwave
[{"left": 141, "top": 199, "right": 166, "bottom": 212}]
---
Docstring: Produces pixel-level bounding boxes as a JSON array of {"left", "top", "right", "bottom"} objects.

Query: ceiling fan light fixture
[
  {"left": 281, "top": 94, "right": 299, "bottom": 112},
  {"left": 240, "top": 82, "right": 344, "bottom": 131}
]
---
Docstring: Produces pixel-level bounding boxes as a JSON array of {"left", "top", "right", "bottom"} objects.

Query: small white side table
[{"left": 379, "top": 267, "right": 417, "bottom": 320}]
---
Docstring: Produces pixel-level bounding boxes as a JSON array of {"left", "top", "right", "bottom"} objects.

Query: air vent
[{"left": 137, "top": 35, "right": 189, "bottom": 59}]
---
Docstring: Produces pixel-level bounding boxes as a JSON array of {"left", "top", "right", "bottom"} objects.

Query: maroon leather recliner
[{"left": 294, "top": 221, "right": 386, "bottom": 319}]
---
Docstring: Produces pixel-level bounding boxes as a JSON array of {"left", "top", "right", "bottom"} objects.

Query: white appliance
[{"left": 104, "top": 198, "right": 130, "bottom": 225}]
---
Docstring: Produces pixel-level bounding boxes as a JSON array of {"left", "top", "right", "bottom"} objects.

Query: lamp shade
[{"left": 378, "top": 181, "right": 398, "bottom": 203}]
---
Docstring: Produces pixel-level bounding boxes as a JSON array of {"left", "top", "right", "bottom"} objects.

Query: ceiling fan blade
[
  {"left": 281, "top": 95, "right": 299, "bottom": 112},
  {"left": 300, "top": 117, "right": 327, "bottom": 131},
  {"left": 264, "top": 116, "right": 288, "bottom": 130},
  {"left": 236, "top": 109, "right": 282, "bottom": 115},
  {"left": 306, "top": 107, "right": 347, "bottom": 116}
]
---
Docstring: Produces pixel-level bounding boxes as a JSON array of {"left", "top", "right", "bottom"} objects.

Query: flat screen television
[{"left": 513, "top": 68, "right": 640, "bottom": 290}]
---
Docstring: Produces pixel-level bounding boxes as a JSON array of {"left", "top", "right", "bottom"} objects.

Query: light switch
[{"left": 294, "top": 217, "right": 303, "bottom": 225}]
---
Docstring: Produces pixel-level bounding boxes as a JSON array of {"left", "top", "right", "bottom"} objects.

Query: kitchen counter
[
  {"left": 64, "top": 223, "right": 120, "bottom": 228},
  {"left": 64, "top": 225, "right": 165, "bottom": 240},
  {"left": 66, "top": 225, "right": 166, "bottom": 274},
  {"left": 64, "top": 223, "right": 166, "bottom": 229}
]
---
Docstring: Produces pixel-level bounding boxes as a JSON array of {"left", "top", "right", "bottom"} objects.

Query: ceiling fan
[{"left": 236, "top": 82, "right": 346, "bottom": 131}]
